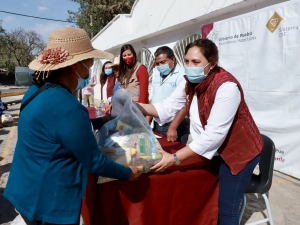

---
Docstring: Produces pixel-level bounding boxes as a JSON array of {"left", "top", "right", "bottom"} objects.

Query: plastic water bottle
[
  {"left": 82, "top": 99, "right": 87, "bottom": 107},
  {"left": 100, "top": 102, "right": 106, "bottom": 116},
  {"left": 95, "top": 107, "right": 102, "bottom": 118}
]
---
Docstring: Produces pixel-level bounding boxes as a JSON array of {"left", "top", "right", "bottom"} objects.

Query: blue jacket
[{"left": 4, "top": 84, "right": 131, "bottom": 224}]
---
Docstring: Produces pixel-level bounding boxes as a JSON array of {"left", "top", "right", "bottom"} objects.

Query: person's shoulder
[
  {"left": 152, "top": 67, "right": 160, "bottom": 79},
  {"left": 136, "top": 63, "right": 148, "bottom": 74},
  {"left": 47, "top": 86, "right": 82, "bottom": 108},
  {"left": 216, "top": 67, "right": 237, "bottom": 81},
  {"left": 174, "top": 64, "right": 185, "bottom": 76},
  {"left": 137, "top": 63, "right": 147, "bottom": 70}
]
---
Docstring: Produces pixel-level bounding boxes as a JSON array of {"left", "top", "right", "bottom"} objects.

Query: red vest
[
  {"left": 100, "top": 75, "right": 116, "bottom": 100},
  {"left": 186, "top": 67, "right": 263, "bottom": 175}
]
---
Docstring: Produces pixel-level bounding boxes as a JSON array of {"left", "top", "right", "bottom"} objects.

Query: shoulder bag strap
[{"left": 20, "top": 83, "right": 58, "bottom": 112}]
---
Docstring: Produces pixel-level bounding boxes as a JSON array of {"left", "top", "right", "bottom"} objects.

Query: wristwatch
[{"left": 173, "top": 153, "right": 181, "bottom": 165}]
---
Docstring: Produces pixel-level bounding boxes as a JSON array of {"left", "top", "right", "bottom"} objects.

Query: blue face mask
[
  {"left": 184, "top": 63, "right": 211, "bottom": 83},
  {"left": 75, "top": 62, "right": 91, "bottom": 90},
  {"left": 104, "top": 69, "right": 113, "bottom": 75},
  {"left": 156, "top": 60, "right": 172, "bottom": 76}
]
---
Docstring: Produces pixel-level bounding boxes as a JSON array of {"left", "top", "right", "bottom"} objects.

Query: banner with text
[{"left": 204, "top": 0, "right": 300, "bottom": 179}]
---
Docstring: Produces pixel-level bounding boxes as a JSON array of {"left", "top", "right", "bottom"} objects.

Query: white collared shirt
[
  {"left": 153, "top": 79, "right": 241, "bottom": 159},
  {"left": 150, "top": 64, "right": 185, "bottom": 104},
  {"left": 150, "top": 64, "right": 185, "bottom": 125}
]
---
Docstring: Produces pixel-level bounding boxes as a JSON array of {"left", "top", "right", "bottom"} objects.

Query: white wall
[
  {"left": 92, "top": 0, "right": 290, "bottom": 101},
  {"left": 92, "top": 0, "right": 289, "bottom": 54}
]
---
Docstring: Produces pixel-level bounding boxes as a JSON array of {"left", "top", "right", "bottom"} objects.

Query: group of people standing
[
  {"left": 94, "top": 43, "right": 190, "bottom": 144},
  {"left": 4, "top": 26, "right": 263, "bottom": 225}
]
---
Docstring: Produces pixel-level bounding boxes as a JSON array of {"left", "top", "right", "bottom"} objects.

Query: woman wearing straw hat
[{"left": 4, "top": 27, "right": 141, "bottom": 225}]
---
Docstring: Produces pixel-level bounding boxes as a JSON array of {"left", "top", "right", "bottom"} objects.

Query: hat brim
[{"left": 29, "top": 49, "right": 114, "bottom": 71}]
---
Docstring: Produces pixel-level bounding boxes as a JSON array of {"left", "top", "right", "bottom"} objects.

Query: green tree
[
  {"left": 68, "top": 0, "right": 135, "bottom": 38},
  {"left": 0, "top": 21, "right": 12, "bottom": 73},
  {"left": 0, "top": 25, "right": 46, "bottom": 74}
]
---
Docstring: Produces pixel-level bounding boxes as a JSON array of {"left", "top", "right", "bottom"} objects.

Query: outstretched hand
[
  {"left": 105, "top": 103, "right": 112, "bottom": 114},
  {"left": 167, "top": 127, "right": 178, "bottom": 142},
  {"left": 150, "top": 148, "right": 174, "bottom": 173},
  {"left": 128, "top": 165, "right": 143, "bottom": 181}
]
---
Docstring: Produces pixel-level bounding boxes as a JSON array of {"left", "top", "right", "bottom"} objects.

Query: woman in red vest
[
  {"left": 118, "top": 44, "right": 149, "bottom": 103},
  {"left": 99, "top": 61, "right": 115, "bottom": 109},
  {"left": 137, "top": 39, "right": 263, "bottom": 225}
]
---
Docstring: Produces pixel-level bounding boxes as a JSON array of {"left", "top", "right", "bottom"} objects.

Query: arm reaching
[
  {"left": 167, "top": 107, "right": 187, "bottom": 142},
  {"left": 136, "top": 102, "right": 159, "bottom": 117},
  {"left": 128, "top": 166, "right": 143, "bottom": 181}
]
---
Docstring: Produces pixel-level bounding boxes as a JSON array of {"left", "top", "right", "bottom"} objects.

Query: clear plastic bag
[
  {"left": 2, "top": 113, "right": 13, "bottom": 123},
  {"left": 95, "top": 89, "right": 162, "bottom": 183}
]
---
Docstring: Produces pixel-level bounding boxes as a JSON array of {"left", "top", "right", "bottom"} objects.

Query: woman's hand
[
  {"left": 150, "top": 148, "right": 174, "bottom": 173},
  {"left": 128, "top": 165, "right": 143, "bottom": 181},
  {"left": 167, "top": 127, "right": 178, "bottom": 142},
  {"left": 105, "top": 103, "right": 112, "bottom": 114},
  {"left": 101, "top": 114, "right": 115, "bottom": 124}
]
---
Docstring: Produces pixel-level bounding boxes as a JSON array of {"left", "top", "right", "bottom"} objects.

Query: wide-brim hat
[{"left": 29, "top": 27, "right": 114, "bottom": 72}]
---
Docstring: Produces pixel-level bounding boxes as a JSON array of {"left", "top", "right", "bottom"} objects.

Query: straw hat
[{"left": 29, "top": 27, "right": 114, "bottom": 72}]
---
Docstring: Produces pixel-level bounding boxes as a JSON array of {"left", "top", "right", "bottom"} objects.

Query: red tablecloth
[{"left": 81, "top": 130, "right": 220, "bottom": 225}]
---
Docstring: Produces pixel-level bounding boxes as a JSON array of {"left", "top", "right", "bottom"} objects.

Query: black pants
[
  {"left": 153, "top": 118, "right": 190, "bottom": 144},
  {"left": 21, "top": 214, "right": 79, "bottom": 225}
]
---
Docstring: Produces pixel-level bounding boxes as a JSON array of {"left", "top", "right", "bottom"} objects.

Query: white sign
[{"left": 206, "top": 0, "right": 300, "bottom": 179}]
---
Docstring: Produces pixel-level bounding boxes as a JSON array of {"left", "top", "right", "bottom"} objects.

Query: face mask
[
  {"left": 83, "top": 68, "right": 92, "bottom": 87},
  {"left": 123, "top": 56, "right": 134, "bottom": 65},
  {"left": 75, "top": 72, "right": 90, "bottom": 90},
  {"left": 104, "top": 69, "right": 113, "bottom": 75},
  {"left": 75, "top": 62, "right": 90, "bottom": 90},
  {"left": 156, "top": 60, "right": 172, "bottom": 76},
  {"left": 184, "top": 63, "right": 211, "bottom": 83}
]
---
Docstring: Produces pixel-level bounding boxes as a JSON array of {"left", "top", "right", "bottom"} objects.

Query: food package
[
  {"left": 2, "top": 113, "right": 13, "bottom": 123},
  {"left": 95, "top": 89, "right": 162, "bottom": 183}
]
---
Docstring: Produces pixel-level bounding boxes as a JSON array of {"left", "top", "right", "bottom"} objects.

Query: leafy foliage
[
  {"left": 6, "top": 28, "right": 46, "bottom": 67},
  {"left": 0, "top": 24, "right": 46, "bottom": 74},
  {"left": 67, "top": 0, "right": 135, "bottom": 38},
  {"left": 0, "top": 21, "right": 13, "bottom": 73}
]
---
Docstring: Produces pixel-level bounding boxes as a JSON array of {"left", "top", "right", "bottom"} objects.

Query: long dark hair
[
  {"left": 99, "top": 61, "right": 112, "bottom": 85},
  {"left": 118, "top": 44, "right": 137, "bottom": 85},
  {"left": 184, "top": 39, "right": 219, "bottom": 94}
]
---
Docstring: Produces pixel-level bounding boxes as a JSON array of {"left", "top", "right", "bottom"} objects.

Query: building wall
[{"left": 92, "top": 0, "right": 289, "bottom": 101}]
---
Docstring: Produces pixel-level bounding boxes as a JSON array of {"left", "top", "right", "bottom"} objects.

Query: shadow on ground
[
  {"left": 0, "top": 130, "right": 9, "bottom": 135},
  {"left": 240, "top": 193, "right": 268, "bottom": 225},
  {"left": 0, "top": 188, "right": 17, "bottom": 224},
  {"left": 0, "top": 164, "right": 17, "bottom": 224}
]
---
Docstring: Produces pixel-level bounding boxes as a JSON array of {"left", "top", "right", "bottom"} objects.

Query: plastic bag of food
[
  {"left": 2, "top": 113, "right": 13, "bottom": 123},
  {"left": 95, "top": 89, "right": 162, "bottom": 183}
]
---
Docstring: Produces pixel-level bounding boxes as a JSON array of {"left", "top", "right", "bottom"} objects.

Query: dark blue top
[
  {"left": 4, "top": 84, "right": 131, "bottom": 224},
  {"left": 112, "top": 79, "right": 121, "bottom": 96}
]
